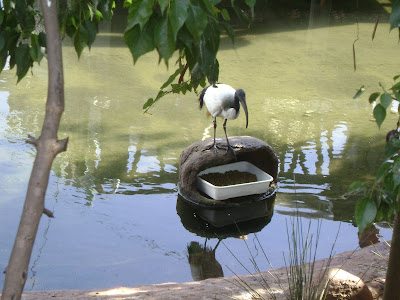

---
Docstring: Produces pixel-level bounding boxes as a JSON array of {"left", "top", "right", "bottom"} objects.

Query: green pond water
[{"left": 0, "top": 5, "right": 398, "bottom": 291}]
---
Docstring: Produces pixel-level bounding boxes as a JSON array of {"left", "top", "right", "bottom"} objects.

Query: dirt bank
[{"left": 2, "top": 241, "right": 389, "bottom": 300}]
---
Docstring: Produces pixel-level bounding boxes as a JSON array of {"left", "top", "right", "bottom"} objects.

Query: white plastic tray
[{"left": 197, "top": 161, "right": 273, "bottom": 200}]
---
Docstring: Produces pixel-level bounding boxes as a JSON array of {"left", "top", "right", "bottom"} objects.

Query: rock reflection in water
[
  {"left": 177, "top": 194, "right": 275, "bottom": 281},
  {"left": 358, "top": 224, "right": 381, "bottom": 248}
]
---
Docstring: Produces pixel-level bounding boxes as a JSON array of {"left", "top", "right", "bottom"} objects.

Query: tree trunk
[
  {"left": 1, "top": 1, "right": 67, "bottom": 299},
  {"left": 383, "top": 199, "right": 400, "bottom": 300}
]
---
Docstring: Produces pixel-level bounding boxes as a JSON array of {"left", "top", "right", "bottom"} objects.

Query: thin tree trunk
[
  {"left": 383, "top": 198, "right": 400, "bottom": 300},
  {"left": 1, "top": 0, "right": 67, "bottom": 299}
]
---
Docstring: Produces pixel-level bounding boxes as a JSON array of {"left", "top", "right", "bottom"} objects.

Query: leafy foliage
[
  {"left": 350, "top": 0, "right": 400, "bottom": 233},
  {"left": 0, "top": 0, "right": 256, "bottom": 109},
  {"left": 122, "top": 0, "right": 255, "bottom": 111},
  {"left": 348, "top": 136, "right": 400, "bottom": 233},
  {"left": 351, "top": 75, "right": 400, "bottom": 232},
  {"left": 0, "top": 0, "right": 114, "bottom": 82},
  {"left": 390, "top": 0, "right": 400, "bottom": 30}
]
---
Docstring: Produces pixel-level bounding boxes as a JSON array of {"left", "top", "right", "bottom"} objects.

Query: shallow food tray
[{"left": 197, "top": 161, "right": 273, "bottom": 200}]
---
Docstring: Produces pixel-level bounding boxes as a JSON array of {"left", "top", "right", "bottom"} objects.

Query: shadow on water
[
  {"left": 81, "top": 0, "right": 392, "bottom": 52},
  {"left": 177, "top": 193, "right": 275, "bottom": 281}
]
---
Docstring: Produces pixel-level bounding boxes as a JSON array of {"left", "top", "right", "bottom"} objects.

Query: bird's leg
[
  {"left": 223, "top": 119, "right": 234, "bottom": 155},
  {"left": 204, "top": 118, "right": 219, "bottom": 153},
  {"left": 213, "top": 117, "right": 217, "bottom": 148}
]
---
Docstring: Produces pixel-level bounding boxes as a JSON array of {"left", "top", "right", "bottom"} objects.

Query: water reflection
[
  {"left": 358, "top": 224, "right": 380, "bottom": 249},
  {"left": 177, "top": 194, "right": 275, "bottom": 281},
  {"left": 187, "top": 240, "right": 224, "bottom": 281},
  {"left": 0, "top": 54, "right": 391, "bottom": 214}
]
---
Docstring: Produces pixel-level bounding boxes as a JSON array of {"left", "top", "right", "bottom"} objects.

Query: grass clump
[{"left": 225, "top": 215, "right": 339, "bottom": 300}]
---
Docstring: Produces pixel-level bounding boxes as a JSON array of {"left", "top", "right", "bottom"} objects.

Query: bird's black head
[{"left": 235, "top": 89, "right": 248, "bottom": 128}]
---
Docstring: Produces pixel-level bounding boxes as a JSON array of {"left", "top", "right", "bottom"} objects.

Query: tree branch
[
  {"left": 1, "top": 1, "right": 65, "bottom": 299},
  {"left": 26, "top": 135, "right": 39, "bottom": 147},
  {"left": 43, "top": 208, "right": 54, "bottom": 218}
]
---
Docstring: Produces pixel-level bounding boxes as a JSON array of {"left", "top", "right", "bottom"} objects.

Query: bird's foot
[
  {"left": 204, "top": 142, "right": 226, "bottom": 154},
  {"left": 224, "top": 145, "right": 237, "bottom": 160}
]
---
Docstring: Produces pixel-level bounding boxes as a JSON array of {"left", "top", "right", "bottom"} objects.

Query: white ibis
[{"left": 199, "top": 83, "right": 248, "bottom": 153}]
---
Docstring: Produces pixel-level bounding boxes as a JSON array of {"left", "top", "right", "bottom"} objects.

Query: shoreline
[{"left": 2, "top": 241, "right": 389, "bottom": 299}]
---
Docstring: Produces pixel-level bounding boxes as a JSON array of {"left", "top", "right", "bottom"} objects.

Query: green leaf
[
  {"left": 0, "top": 55, "right": 7, "bottom": 72},
  {"left": 83, "top": 20, "right": 97, "bottom": 49},
  {"left": 0, "top": 9, "right": 4, "bottom": 26},
  {"left": 15, "top": 43, "right": 32, "bottom": 82},
  {"left": 0, "top": 35, "right": 5, "bottom": 52},
  {"left": 29, "top": 34, "right": 43, "bottom": 63},
  {"left": 160, "top": 64, "right": 185, "bottom": 89},
  {"left": 200, "top": 20, "right": 220, "bottom": 83},
  {"left": 353, "top": 85, "right": 365, "bottom": 99},
  {"left": 126, "top": 0, "right": 155, "bottom": 31},
  {"left": 87, "top": 3, "right": 95, "bottom": 20},
  {"left": 124, "top": 22, "right": 155, "bottom": 63},
  {"left": 171, "top": 82, "right": 191, "bottom": 94},
  {"left": 245, "top": 0, "right": 256, "bottom": 18},
  {"left": 376, "top": 162, "right": 392, "bottom": 183},
  {"left": 221, "top": 8, "right": 230, "bottom": 21},
  {"left": 385, "top": 139, "right": 400, "bottom": 160},
  {"left": 200, "top": 0, "right": 219, "bottom": 15},
  {"left": 168, "top": 0, "right": 189, "bottom": 40},
  {"left": 124, "top": 0, "right": 132, "bottom": 7},
  {"left": 233, "top": 5, "right": 251, "bottom": 28},
  {"left": 390, "top": 0, "right": 400, "bottom": 30},
  {"left": 347, "top": 181, "right": 368, "bottom": 195},
  {"left": 202, "top": 18, "right": 220, "bottom": 57},
  {"left": 74, "top": 25, "right": 89, "bottom": 58},
  {"left": 392, "top": 160, "right": 400, "bottom": 189},
  {"left": 143, "top": 97, "right": 154, "bottom": 110},
  {"left": 190, "top": 62, "right": 204, "bottom": 88},
  {"left": 355, "top": 197, "right": 377, "bottom": 233},
  {"left": 393, "top": 89, "right": 400, "bottom": 103},
  {"left": 158, "top": 0, "right": 169, "bottom": 13},
  {"left": 176, "top": 25, "right": 194, "bottom": 51},
  {"left": 97, "top": 0, "right": 115, "bottom": 21},
  {"left": 373, "top": 103, "right": 386, "bottom": 128},
  {"left": 368, "top": 92, "right": 380, "bottom": 104},
  {"left": 94, "top": 9, "right": 103, "bottom": 22},
  {"left": 186, "top": 2, "right": 208, "bottom": 41},
  {"left": 392, "top": 81, "right": 400, "bottom": 91},
  {"left": 154, "top": 14, "right": 175, "bottom": 61},
  {"left": 376, "top": 205, "right": 384, "bottom": 222},
  {"left": 221, "top": 21, "right": 235, "bottom": 44},
  {"left": 38, "top": 32, "right": 46, "bottom": 47},
  {"left": 394, "top": 74, "right": 400, "bottom": 81},
  {"left": 380, "top": 93, "right": 392, "bottom": 109},
  {"left": 144, "top": 90, "right": 168, "bottom": 112}
]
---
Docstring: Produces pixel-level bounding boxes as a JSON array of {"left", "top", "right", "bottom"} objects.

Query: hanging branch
[
  {"left": 372, "top": 15, "right": 380, "bottom": 41},
  {"left": 353, "top": 19, "right": 360, "bottom": 71}
]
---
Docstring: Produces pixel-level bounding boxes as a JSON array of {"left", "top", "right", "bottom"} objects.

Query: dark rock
[{"left": 178, "top": 136, "right": 279, "bottom": 208}]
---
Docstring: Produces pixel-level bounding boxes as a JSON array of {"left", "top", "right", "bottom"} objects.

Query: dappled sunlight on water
[{"left": 0, "top": 4, "right": 397, "bottom": 291}]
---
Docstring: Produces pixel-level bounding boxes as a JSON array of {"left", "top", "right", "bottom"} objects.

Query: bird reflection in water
[
  {"left": 177, "top": 193, "right": 276, "bottom": 281},
  {"left": 187, "top": 240, "right": 224, "bottom": 281}
]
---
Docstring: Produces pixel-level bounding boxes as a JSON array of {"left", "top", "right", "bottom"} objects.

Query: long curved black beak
[{"left": 240, "top": 96, "right": 248, "bottom": 129}]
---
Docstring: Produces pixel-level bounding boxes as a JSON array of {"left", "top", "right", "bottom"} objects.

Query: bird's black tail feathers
[{"left": 199, "top": 86, "right": 209, "bottom": 109}]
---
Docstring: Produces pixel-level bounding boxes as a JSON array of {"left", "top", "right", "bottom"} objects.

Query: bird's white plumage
[{"left": 203, "top": 84, "right": 239, "bottom": 120}]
